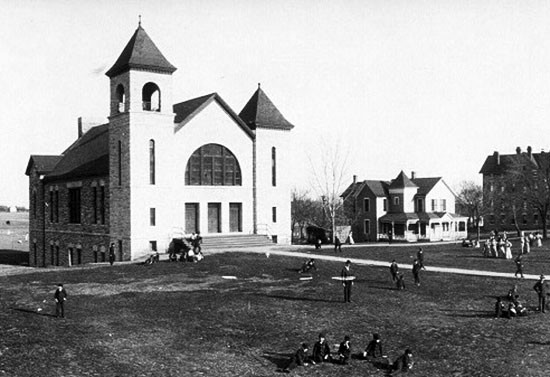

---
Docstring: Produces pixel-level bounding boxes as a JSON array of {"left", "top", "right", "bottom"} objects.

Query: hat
[
  {"left": 373, "top": 333, "right": 380, "bottom": 340},
  {"left": 541, "top": 275, "right": 545, "bottom": 280},
  {"left": 405, "top": 348, "right": 412, "bottom": 354},
  {"left": 318, "top": 333, "right": 325, "bottom": 338},
  {"left": 345, "top": 260, "right": 351, "bottom": 265},
  {"left": 57, "top": 283, "right": 63, "bottom": 287},
  {"left": 344, "top": 335, "right": 350, "bottom": 341},
  {"left": 302, "top": 343, "right": 309, "bottom": 349}
]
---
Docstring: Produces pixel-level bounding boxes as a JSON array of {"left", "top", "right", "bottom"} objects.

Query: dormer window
[
  {"left": 116, "top": 84, "right": 126, "bottom": 112},
  {"left": 142, "top": 82, "right": 161, "bottom": 111}
]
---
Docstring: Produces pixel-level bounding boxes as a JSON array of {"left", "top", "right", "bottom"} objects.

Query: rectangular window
[
  {"left": 149, "top": 140, "right": 155, "bottom": 185},
  {"left": 364, "top": 219, "right": 370, "bottom": 235},
  {"left": 54, "top": 190, "right": 59, "bottom": 223},
  {"left": 100, "top": 186, "right": 105, "bottom": 224},
  {"left": 50, "top": 244, "right": 54, "bottom": 265},
  {"left": 272, "top": 147, "right": 277, "bottom": 186},
  {"left": 272, "top": 207, "right": 277, "bottom": 223},
  {"left": 68, "top": 188, "right": 81, "bottom": 224},
  {"left": 118, "top": 140, "right": 122, "bottom": 186},
  {"left": 118, "top": 240, "right": 123, "bottom": 261},
  {"left": 394, "top": 196, "right": 399, "bottom": 205},
  {"left": 150, "top": 208, "right": 156, "bottom": 226},
  {"left": 441, "top": 199, "right": 446, "bottom": 212},
  {"left": 32, "top": 191, "right": 36, "bottom": 219},
  {"left": 363, "top": 198, "right": 370, "bottom": 212},
  {"left": 431, "top": 199, "right": 436, "bottom": 211},
  {"left": 150, "top": 241, "right": 157, "bottom": 251},
  {"left": 442, "top": 222, "right": 449, "bottom": 231},
  {"left": 383, "top": 199, "right": 387, "bottom": 211},
  {"left": 229, "top": 203, "right": 242, "bottom": 232},
  {"left": 92, "top": 187, "right": 98, "bottom": 224},
  {"left": 49, "top": 190, "right": 54, "bottom": 222},
  {"left": 416, "top": 198, "right": 424, "bottom": 212}
]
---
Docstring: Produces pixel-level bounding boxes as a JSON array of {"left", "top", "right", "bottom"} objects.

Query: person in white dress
[{"left": 504, "top": 238, "right": 512, "bottom": 260}]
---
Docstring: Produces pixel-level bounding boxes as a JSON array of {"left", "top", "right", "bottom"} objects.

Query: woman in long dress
[{"left": 504, "top": 239, "right": 512, "bottom": 259}]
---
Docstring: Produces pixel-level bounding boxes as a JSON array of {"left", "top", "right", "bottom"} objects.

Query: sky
[{"left": 2, "top": 0, "right": 550, "bottom": 206}]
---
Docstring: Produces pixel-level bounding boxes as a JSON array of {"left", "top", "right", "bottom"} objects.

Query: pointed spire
[
  {"left": 105, "top": 24, "right": 176, "bottom": 78},
  {"left": 239, "top": 85, "right": 294, "bottom": 130},
  {"left": 389, "top": 171, "right": 418, "bottom": 189}
]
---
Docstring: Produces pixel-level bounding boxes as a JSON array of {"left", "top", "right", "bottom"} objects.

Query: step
[{"left": 199, "top": 234, "right": 274, "bottom": 249}]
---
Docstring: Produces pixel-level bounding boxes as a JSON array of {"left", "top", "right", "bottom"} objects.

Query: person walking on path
[
  {"left": 412, "top": 259, "right": 422, "bottom": 286},
  {"left": 417, "top": 248, "right": 426, "bottom": 270},
  {"left": 514, "top": 254, "right": 524, "bottom": 279},
  {"left": 334, "top": 236, "right": 342, "bottom": 253},
  {"left": 341, "top": 260, "right": 354, "bottom": 303},
  {"left": 533, "top": 275, "right": 549, "bottom": 313},
  {"left": 108, "top": 242, "right": 116, "bottom": 266},
  {"left": 54, "top": 283, "right": 67, "bottom": 318},
  {"left": 390, "top": 260, "right": 399, "bottom": 282}
]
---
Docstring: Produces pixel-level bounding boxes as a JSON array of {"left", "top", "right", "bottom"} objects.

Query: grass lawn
[
  {"left": 1, "top": 246, "right": 550, "bottom": 376},
  {"left": 0, "top": 212, "right": 29, "bottom": 253}
]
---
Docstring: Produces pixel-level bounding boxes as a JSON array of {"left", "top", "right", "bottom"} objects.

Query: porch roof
[{"left": 380, "top": 212, "right": 469, "bottom": 223}]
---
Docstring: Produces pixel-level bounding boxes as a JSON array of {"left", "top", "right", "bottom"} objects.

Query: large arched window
[
  {"left": 185, "top": 144, "right": 242, "bottom": 186},
  {"left": 142, "top": 82, "right": 161, "bottom": 111}
]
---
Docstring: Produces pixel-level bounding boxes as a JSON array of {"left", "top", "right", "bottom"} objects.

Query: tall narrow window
[
  {"left": 32, "top": 191, "right": 36, "bottom": 219},
  {"left": 272, "top": 147, "right": 277, "bottom": 186},
  {"left": 383, "top": 199, "right": 387, "bottom": 211},
  {"left": 150, "top": 208, "right": 156, "bottom": 226},
  {"left": 118, "top": 140, "right": 122, "bottom": 186},
  {"left": 92, "top": 187, "right": 98, "bottom": 224},
  {"left": 272, "top": 207, "right": 277, "bottom": 223},
  {"left": 68, "top": 188, "right": 81, "bottom": 224},
  {"left": 49, "top": 190, "right": 54, "bottom": 222},
  {"left": 100, "top": 186, "right": 105, "bottom": 224},
  {"left": 363, "top": 198, "right": 370, "bottom": 212},
  {"left": 54, "top": 190, "right": 59, "bottom": 223},
  {"left": 149, "top": 139, "right": 155, "bottom": 185}
]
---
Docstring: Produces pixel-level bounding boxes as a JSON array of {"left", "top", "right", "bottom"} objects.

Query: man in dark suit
[
  {"left": 341, "top": 260, "right": 353, "bottom": 303},
  {"left": 108, "top": 243, "right": 116, "bottom": 265},
  {"left": 389, "top": 260, "right": 399, "bottom": 282},
  {"left": 337, "top": 335, "right": 351, "bottom": 365},
  {"left": 283, "top": 343, "right": 309, "bottom": 373},
  {"left": 54, "top": 283, "right": 67, "bottom": 318},
  {"left": 312, "top": 333, "right": 331, "bottom": 363},
  {"left": 392, "top": 348, "right": 414, "bottom": 373},
  {"left": 363, "top": 333, "right": 383, "bottom": 359},
  {"left": 412, "top": 259, "right": 421, "bottom": 286},
  {"left": 533, "top": 275, "right": 549, "bottom": 313}
]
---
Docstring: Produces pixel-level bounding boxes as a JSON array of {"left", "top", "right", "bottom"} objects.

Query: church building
[{"left": 25, "top": 24, "right": 294, "bottom": 267}]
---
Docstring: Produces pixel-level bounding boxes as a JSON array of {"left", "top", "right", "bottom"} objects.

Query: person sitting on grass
[
  {"left": 337, "top": 335, "right": 351, "bottom": 365},
  {"left": 282, "top": 343, "right": 309, "bottom": 373},
  {"left": 391, "top": 348, "right": 414, "bottom": 374},
  {"left": 299, "top": 259, "right": 317, "bottom": 273},
  {"left": 311, "top": 333, "right": 331, "bottom": 363},
  {"left": 363, "top": 333, "right": 383, "bottom": 360}
]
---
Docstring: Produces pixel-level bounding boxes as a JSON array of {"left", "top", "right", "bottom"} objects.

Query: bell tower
[{"left": 106, "top": 22, "right": 177, "bottom": 259}]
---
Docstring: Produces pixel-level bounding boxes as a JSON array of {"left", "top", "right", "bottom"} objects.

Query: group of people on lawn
[
  {"left": 389, "top": 248, "right": 426, "bottom": 289},
  {"left": 283, "top": 333, "right": 413, "bottom": 374},
  {"left": 495, "top": 274, "right": 550, "bottom": 318},
  {"left": 167, "top": 232, "right": 204, "bottom": 263},
  {"left": 482, "top": 231, "right": 542, "bottom": 259}
]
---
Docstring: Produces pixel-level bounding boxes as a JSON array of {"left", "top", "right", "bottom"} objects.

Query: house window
[
  {"left": 272, "top": 207, "right": 277, "bottom": 223},
  {"left": 431, "top": 199, "right": 436, "bottom": 211},
  {"left": 441, "top": 199, "right": 446, "bottom": 212},
  {"left": 416, "top": 198, "right": 424, "bottom": 212},
  {"left": 68, "top": 188, "right": 81, "bottom": 224},
  {"left": 522, "top": 214, "right": 528, "bottom": 225},
  {"left": 394, "top": 196, "right": 399, "bottom": 205},
  {"left": 383, "top": 199, "right": 387, "bottom": 211},
  {"left": 149, "top": 139, "right": 155, "bottom": 185},
  {"left": 32, "top": 191, "right": 36, "bottom": 219},
  {"left": 272, "top": 147, "right": 276, "bottom": 186},
  {"left": 54, "top": 189, "right": 59, "bottom": 223},
  {"left": 150, "top": 241, "right": 157, "bottom": 251},
  {"left": 363, "top": 198, "right": 370, "bottom": 212},
  {"left": 442, "top": 222, "right": 449, "bottom": 231},
  {"left": 458, "top": 222, "right": 466, "bottom": 231},
  {"left": 364, "top": 219, "right": 370, "bottom": 235},
  {"left": 185, "top": 144, "right": 242, "bottom": 186},
  {"left": 150, "top": 208, "right": 156, "bottom": 226}
]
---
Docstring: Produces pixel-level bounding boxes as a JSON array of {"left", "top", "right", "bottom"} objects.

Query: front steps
[{"left": 199, "top": 234, "right": 274, "bottom": 250}]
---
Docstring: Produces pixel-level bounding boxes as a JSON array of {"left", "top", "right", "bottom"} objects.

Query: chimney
[
  {"left": 527, "top": 146, "right": 532, "bottom": 157},
  {"left": 516, "top": 146, "right": 521, "bottom": 154},
  {"left": 411, "top": 171, "right": 416, "bottom": 179},
  {"left": 493, "top": 151, "right": 500, "bottom": 165},
  {"left": 78, "top": 116, "right": 107, "bottom": 138},
  {"left": 353, "top": 175, "right": 357, "bottom": 184}
]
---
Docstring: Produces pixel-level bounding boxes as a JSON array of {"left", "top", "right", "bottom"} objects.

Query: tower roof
[
  {"left": 239, "top": 84, "right": 295, "bottom": 130},
  {"left": 105, "top": 24, "right": 176, "bottom": 78},
  {"left": 389, "top": 171, "right": 418, "bottom": 189}
]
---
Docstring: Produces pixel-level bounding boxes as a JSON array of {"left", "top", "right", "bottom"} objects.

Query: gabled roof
[
  {"left": 341, "top": 182, "right": 365, "bottom": 199},
  {"left": 341, "top": 180, "right": 389, "bottom": 199},
  {"left": 173, "top": 93, "right": 255, "bottom": 139},
  {"left": 412, "top": 177, "right": 441, "bottom": 196},
  {"left": 105, "top": 25, "right": 176, "bottom": 78},
  {"left": 25, "top": 155, "right": 62, "bottom": 176},
  {"left": 239, "top": 85, "right": 295, "bottom": 131},
  {"left": 389, "top": 171, "right": 418, "bottom": 189},
  {"left": 44, "top": 124, "right": 110, "bottom": 182}
]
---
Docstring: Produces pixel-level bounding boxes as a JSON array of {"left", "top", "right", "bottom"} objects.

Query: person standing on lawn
[
  {"left": 311, "top": 333, "right": 331, "bottom": 363},
  {"left": 412, "top": 259, "right": 422, "bottom": 286},
  {"left": 533, "top": 275, "right": 549, "bottom": 313},
  {"left": 334, "top": 236, "right": 343, "bottom": 253},
  {"left": 282, "top": 343, "right": 309, "bottom": 373},
  {"left": 417, "top": 248, "right": 426, "bottom": 270},
  {"left": 341, "top": 260, "right": 353, "bottom": 303},
  {"left": 389, "top": 260, "right": 399, "bottom": 282},
  {"left": 108, "top": 242, "right": 116, "bottom": 265},
  {"left": 514, "top": 254, "right": 524, "bottom": 279},
  {"left": 54, "top": 283, "right": 67, "bottom": 318}
]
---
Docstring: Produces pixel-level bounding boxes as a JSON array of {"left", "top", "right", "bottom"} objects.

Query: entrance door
[
  {"left": 208, "top": 203, "right": 221, "bottom": 233},
  {"left": 185, "top": 203, "right": 199, "bottom": 234},
  {"left": 229, "top": 203, "right": 242, "bottom": 232}
]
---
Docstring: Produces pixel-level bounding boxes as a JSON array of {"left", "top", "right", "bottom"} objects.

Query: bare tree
[
  {"left": 291, "top": 189, "right": 319, "bottom": 242},
  {"left": 508, "top": 152, "right": 550, "bottom": 238},
  {"left": 308, "top": 137, "right": 350, "bottom": 242},
  {"left": 456, "top": 181, "right": 483, "bottom": 241}
]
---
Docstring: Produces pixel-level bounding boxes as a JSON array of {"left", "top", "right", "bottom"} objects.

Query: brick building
[
  {"left": 342, "top": 171, "right": 467, "bottom": 242},
  {"left": 25, "top": 24, "right": 294, "bottom": 267}
]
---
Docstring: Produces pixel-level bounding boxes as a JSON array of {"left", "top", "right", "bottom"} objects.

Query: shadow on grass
[
  {"left": 441, "top": 309, "right": 494, "bottom": 318},
  {"left": 261, "top": 351, "right": 292, "bottom": 369},
  {"left": 527, "top": 341, "right": 550, "bottom": 346},
  {"left": 11, "top": 307, "right": 57, "bottom": 318},
  {"left": 265, "top": 294, "right": 341, "bottom": 303}
]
